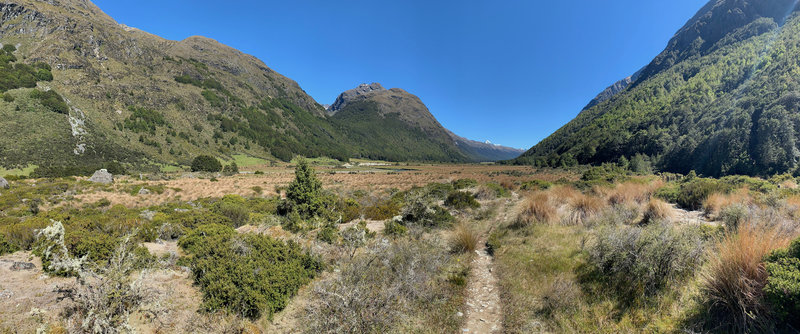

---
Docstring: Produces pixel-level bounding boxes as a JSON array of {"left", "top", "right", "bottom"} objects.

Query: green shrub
[
  {"left": 281, "top": 159, "right": 323, "bottom": 218},
  {"left": 484, "top": 183, "right": 510, "bottom": 198},
  {"left": 719, "top": 204, "right": 749, "bottom": 231},
  {"left": 123, "top": 106, "right": 167, "bottom": 134},
  {"left": 30, "top": 89, "right": 69, "bottom": 114},
  {"left": 212, "top": 195, "right": 251, "bottom": 227},
  {"left": 363, "top": 200, "right": 401, "bottom": 220},
  {"left": 400, "top": 192, "right": 454, "bottom": 228},
  {"left": 384, "top": 220, "right": 407, "bottom": 237},
  {"left": 0, "top": 233, "right": 17, "bottom": 255},
  {"left": 656, "top": 176, "right": 728, "bottom": 210},
  {"left": 520, "top": 179, "right": 553, "bottom": 191},
  {"left": 444, "top": 191, "right": 480, "bottom": 210},
  {"left": 452, "top": 178, "right": 478, "bottom": 190},
  {"left": 317, "top": 222, "right": 339, "bottom": 244},
  {"left": 222, "top": 162, "right": 239, "bottom": 175},
  {"left": 586, "top": 223, "right": 706, "bottom": 300},
  {"left": 764, "top": 239, "right": 800, "bottom": 328},
  {"left": 178, "top": 223, "right": 321, "bottom": 320},
  {"left": 191, "top": 155, "right": 222, "bottom": 172}
]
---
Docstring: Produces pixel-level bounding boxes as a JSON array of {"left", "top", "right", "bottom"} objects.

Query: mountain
[
  {"left": 514, "top": 0, "right": 800, "bottom": 176},
  {"left": 327, "top": 83, "right": 524, "bottom": 162},
  {"left": 0, "top": 0, "right": 518, "bottom": 174}
]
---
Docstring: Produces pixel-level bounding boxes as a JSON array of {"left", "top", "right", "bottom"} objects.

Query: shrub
[
  {"left": 282, "top": 158, "right": 323, "bottom": 218},
  {"left": 304, "top": 239, "right": 450, "bottom": 333},
  {"left": 444, "top": 191, "right": 480, "bottom": 210},
  {"left": 657, "top": 177, "right": 727, "bottom": 210},
  {"left": 719, "top": 204, "right": 749, "bottom": 231},
  {"left": 450, "top": 223, "right": 479, "bottom": 253},
  {"left": 701, "top": 224, "right": 790, "bottom": 332},
  {"left": 452, "top": 178, "right": 478, "bottom": 190},
  {"left": 191, "top": 155, "right": 222, "bottom": 172},
  {"left": 179, "top": 224, "right": 321, "bottom": 320},
  {"left": 212, "top": 195, "right": 251, "bottom": 227},
  {"left": 587, "top": 223, "right": 706, "bottom": 300},
  {"left": 317, "top": 222, "right": 339, "bottom": 244},
  {"left": 520, "top": 179, "right": 552, "bottom": 191},
  {"left": 384, "top": 219, "right": 407, "bottom": 237},
  {"left": 30, "top": 89, "right": 69, "bottom": 114},
  {"left": 222, "top": 162, "right": 239, "bottom": 175},
  {"left": 400, "top": 192, "right": 453, "bottom": 228},
  {"left": 0, "top": 233, "right": 17, "bottom": 255},
  {"left": 363, "top": 200, "right": 401, "bottom": 220},
  {"left": 514, "top": 192, "right": 555, "bottom": 227},
  {"left": 764, "top": 238, "right": 800, "bottom": 329}
]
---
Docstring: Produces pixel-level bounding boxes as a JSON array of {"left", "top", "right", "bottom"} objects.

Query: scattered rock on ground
[
  {"left": 10, "top": 262, "right": 35, "bottom": 271},
  {"left": 0, "top": 177, "right": 8, "bottom": 189},
  {"left": 138, "top": 187, "right": 151, "bottom": 195},
  {"left": 88, "top": 169, "right": 114, "bottom": 184}
]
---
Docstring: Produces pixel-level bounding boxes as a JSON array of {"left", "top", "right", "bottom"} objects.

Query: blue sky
[{"left": 93, "top": 0, "right": 708, "bottom": 150}]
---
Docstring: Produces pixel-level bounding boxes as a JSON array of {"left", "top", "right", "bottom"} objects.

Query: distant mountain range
[
  {"left": 0, "top": 0, "right": 521, "bottom": 174},
  {"left": 514, "top": 0, "right": 800, "bottom": 176}
]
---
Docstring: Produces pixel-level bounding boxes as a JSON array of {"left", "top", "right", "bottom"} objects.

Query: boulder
[
  {"left": 88, "top": 169, "right": 113, "bottom": 184},
  {"left": 137, "top": 187, "right": 151, "bottom": 195},
  {"left": 0, "top": 177, "right": 8, "bottom": 189}
]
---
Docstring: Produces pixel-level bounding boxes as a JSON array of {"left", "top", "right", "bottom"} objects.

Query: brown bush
[
  {"left": 451, "top": 223, "right": 480, "bottom": 253},
  {"left": 514, "top": 193, "right": 556, "bottom": 227},
  {"left": 702, "top": 224, "right": 791, "bottom": 332},
  {"left": 607, "top": 181, "right": 656, "bottom": 206},
  {"left": 567, "top": 194, "right": 604, "bottom": 225},
  {"left": 642, "top": 198, "right": 674, "bottom": 224},
  {"left": 550, "top": 185, "right": 579, "bottom": 203}
]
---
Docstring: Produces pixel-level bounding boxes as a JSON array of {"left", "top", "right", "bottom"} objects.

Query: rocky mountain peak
[{"left": 327, "top": 82, "right": 386, "bottom": 114}]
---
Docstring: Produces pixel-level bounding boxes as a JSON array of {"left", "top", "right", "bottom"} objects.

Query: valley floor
[{"left": 2, "top": 163, "right": 800, "bottom": 333}]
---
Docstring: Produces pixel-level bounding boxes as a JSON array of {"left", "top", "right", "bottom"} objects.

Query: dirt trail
[
  {"left": 461, "top": 242, "right": 502, "bottom": 334},
  {"left": 461, "top": 196, "right": 517, "bottom": 334}
]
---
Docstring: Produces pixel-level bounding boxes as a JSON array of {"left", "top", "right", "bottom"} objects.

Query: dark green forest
[{"left": 516, "top": 8, "right": 800, "bottom": 177}]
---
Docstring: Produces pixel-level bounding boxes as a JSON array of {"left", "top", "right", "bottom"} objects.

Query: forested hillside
[{"left": 515, "top": 0, "right": 800, "bottom": 177}]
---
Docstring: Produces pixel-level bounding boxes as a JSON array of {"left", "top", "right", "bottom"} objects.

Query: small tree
[
  {"left": 284, "top": 159, "right": 323, "bottom": 218},
  {"left": 191, "top": 155, "right": 222, "bottom": 172}
]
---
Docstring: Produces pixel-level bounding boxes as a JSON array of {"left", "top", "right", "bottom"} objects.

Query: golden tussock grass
[
  {"left": 607, "top": 181, "right": 661, "bottom": 206},
  {"left": 567, "top": 194, "right": 604, "bottom": 225},
  {"left": 702, "top": 224, "right": 792, "bottom": 331},
  {"left": 550, "top": 185, "right": 580, "bottom": 203},
  {"left": 450, "top": 223, "right": 480, "bottom": 253},
  {"left": 702, "top": 188, "right": 751, "bottom": 219},
  {"left": 642, "top": 198, "right": 674, "bottom": 223},
  {"left": 514, "top": 192, "right": 556, "bottom": 227}
]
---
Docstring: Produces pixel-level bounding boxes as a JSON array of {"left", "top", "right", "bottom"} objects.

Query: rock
[
  {"left": 456, "top": 312, "right": 464, "bottom": 317},
  {"left": 10, "top": 262, "right": 35, "bottom": 271},
  {"left": 137, "top": 187, "right": 151, "bottom": 195},
  {"left": 88, "top": 169, "right": 113, "bottom": 184},
  {"left": 140, "top": 210, "right": 156, "bottom": 221},
  {"left": 174, "top": 208, "right": 189, "bottom": 213},
  {"left": 0, "top": 177, "right": 8, "bottom": 189}
]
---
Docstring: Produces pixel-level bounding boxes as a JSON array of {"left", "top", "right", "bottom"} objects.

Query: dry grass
[
  {"left": 702, "top": 188, "right": 751, "bottom": 219},
  {"left": 550, "top": 185, "right": 580, "bottom": 203},
  {"left": 451, "top": 224, "right": 480, "bottom": 253},
  {"left": 642, "top": 198, "right": 674, "bottom": 224},
  {"left": 702, "top": 224, "right": 792, "bottom": 332},
  {"left": 514, "top": 192, "right": 556, "bottom": 227},
  {"left": 607, "top": 181, "right": 658, "bottom": 206},
  {"left": 567, "top": 194, "right": 604, "bottom": 225}
]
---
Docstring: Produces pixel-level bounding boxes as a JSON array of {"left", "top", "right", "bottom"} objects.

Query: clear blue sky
[{"left": 93, "top": 0, "right": 708, "bottom": 150}]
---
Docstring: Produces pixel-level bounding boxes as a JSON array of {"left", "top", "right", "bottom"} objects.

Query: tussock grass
[
  {"left": 451, "top": 223, "right": 480, "bottom": 253},
  {"left": 607, "top": 181, "right": 660, "bottom": 205},
  {"left": 567, "top": 194, "right": 604, "bottom": 225},
  {"left": 701, "top": 224, "right": 792, "bottom": 332},
  {"left": 642, "top": 198, "right": 674, "bottom": 224},
  {"left": 703, "top": 189, "right": 751, "bottom": 219},
  {"left": 513, "top": 192, "right": 556, "bottom": 227}
]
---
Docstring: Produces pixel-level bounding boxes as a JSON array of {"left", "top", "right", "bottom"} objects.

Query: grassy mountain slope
[
  {"left": 328, "top": 84, "right": 524, "bottom": 162},
  {"left": 515, "top": 0, "right": 800, "bottom": 177}
]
